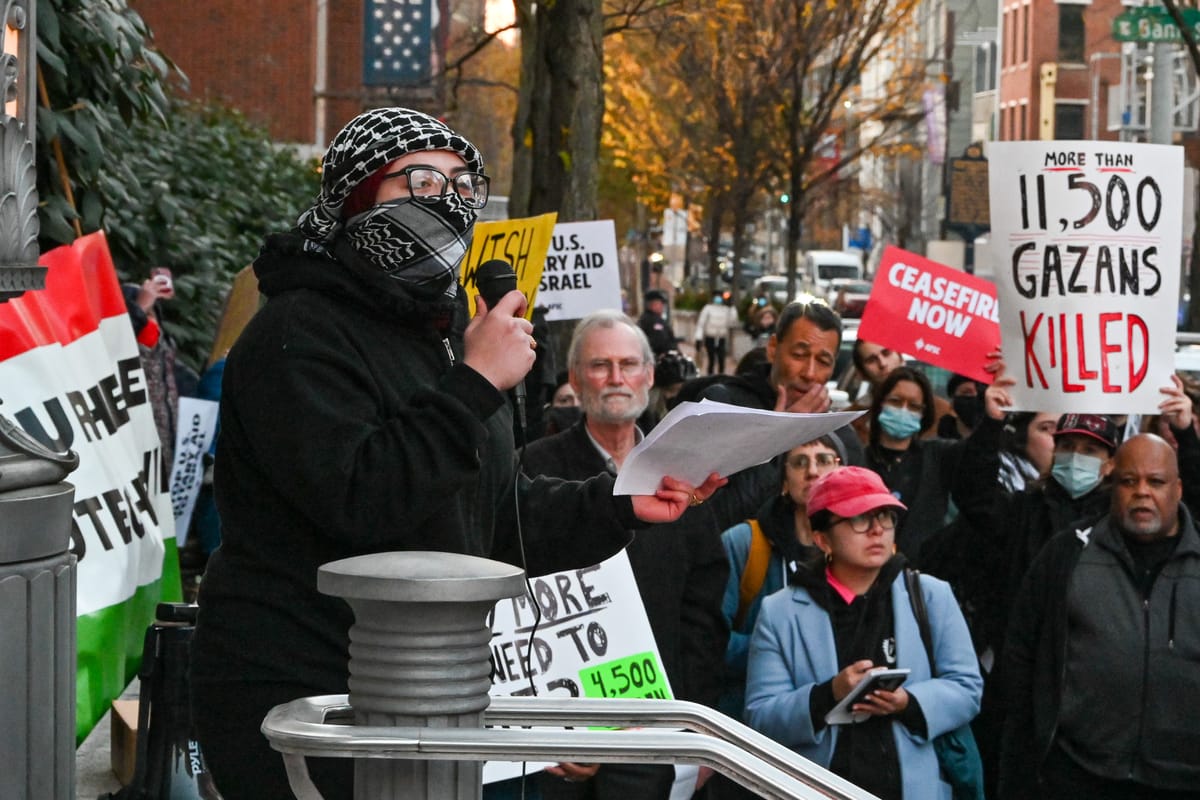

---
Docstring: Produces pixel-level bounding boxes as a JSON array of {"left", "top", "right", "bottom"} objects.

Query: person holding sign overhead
[
  {"left": 861, "top": 365, "right": 1013, "bottom": 560},
  {"left": 188, "top": 108, "right": 725, "bottom": 800},
  {"left": 744, "top": 466, "right": 982, "bottom": 800}
]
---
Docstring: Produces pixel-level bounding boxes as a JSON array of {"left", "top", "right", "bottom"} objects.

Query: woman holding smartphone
[{"left": 744, "top": 467, "right": 982, "bottom": 800}]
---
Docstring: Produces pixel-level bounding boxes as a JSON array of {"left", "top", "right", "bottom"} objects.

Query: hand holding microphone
[{"left": 464, "top": 260, "right": 535, "bottom": 393}]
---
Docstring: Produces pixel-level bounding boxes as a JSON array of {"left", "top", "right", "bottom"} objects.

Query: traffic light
[{"left": 780, "top": 193, "right": 790, "bottom": 204}]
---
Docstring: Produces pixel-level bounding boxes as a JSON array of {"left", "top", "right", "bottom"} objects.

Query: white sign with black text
[
  {"left": 482, "top": 550, "right": 670, "bottom": 783},
  {"left": 537, "top": 220, "right": 623, "bottom": 321}
]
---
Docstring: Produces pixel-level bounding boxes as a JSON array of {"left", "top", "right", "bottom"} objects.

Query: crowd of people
[{"left": 172, "top": 108, "right": 1199, "bottom": 800}]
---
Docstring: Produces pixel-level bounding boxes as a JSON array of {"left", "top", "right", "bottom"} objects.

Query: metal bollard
[
  {"left": 0, "top": 415, "right": 80, "bottom": 800},
  {"left": 316, "top": 551, "right": 525, "bottom": 800}
]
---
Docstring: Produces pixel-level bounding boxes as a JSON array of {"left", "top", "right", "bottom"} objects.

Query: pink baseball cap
[{"left": 806, "top": 466, "right": 907, "bottom": 518}]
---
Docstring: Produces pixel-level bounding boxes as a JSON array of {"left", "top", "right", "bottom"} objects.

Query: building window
[
  {"left": 976, "top": 41, "right": 997, "bottom": 92},
  {"left": 1055, "top": 103, "right": 1086, "bottom": 138},
  {"left": 1005, "top": 8, "right": 1014, "bottom": 67},
  {"left": 1019, "top": 104, "right": 1027, "bottom": 139},
  {"left": 1021, "top": 5, "right": 1029, "bottom": 63},
  {"left": 1058, "top": 4, "right": 1085, "bottom": 63}
]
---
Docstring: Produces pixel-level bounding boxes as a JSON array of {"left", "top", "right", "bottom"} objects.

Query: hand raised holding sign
[
  {"left": 984, "top": 356, "right": 1016, "bottom": 421},
  {"left": 1159, "top": 373, "right": 1195, "bottom": 432}
]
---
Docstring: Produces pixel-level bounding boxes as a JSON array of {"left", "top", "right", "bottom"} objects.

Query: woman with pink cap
[{"left": 744, "top": 466, "right": 981, "bottom": 800}]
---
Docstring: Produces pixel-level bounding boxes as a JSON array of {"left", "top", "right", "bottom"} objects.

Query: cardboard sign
[
  {"left": 858, "top": 246, "right": 1000, "bottom": 383},
  {"left": 482, "top": 550, "right": 670, "bottom": 783},
  {"left": 537, "top": 220, "right": 623, "bottom": 321},
  {"left": 987, "top": 142, "right": 1183, "bottom": 413},
  {"left": 460, "top": 213, "right": 558, "bottom": 319}
]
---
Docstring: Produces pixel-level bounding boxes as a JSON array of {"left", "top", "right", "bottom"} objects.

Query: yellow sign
[{"left": 460, "top": 212, "right": 558, "bottom": 318}]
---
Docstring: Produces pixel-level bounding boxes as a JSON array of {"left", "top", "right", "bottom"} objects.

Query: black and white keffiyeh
[
  {"left": 341, "top": 194, "right": 475, "bottom": 300},
  {"left": 296, "top": 107, "right": 484, "bottom": 244}
]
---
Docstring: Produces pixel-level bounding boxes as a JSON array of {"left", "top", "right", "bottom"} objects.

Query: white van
[{"left": 803, "top": 250, "right": 864, "bottom": 295}]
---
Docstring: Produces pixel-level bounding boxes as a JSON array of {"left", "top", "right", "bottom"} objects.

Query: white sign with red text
[{"left": 987, "top": 141, "right": 1182, "bottom": 413}]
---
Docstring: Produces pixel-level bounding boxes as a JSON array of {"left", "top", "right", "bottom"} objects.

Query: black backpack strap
[{"left": 905, "top": 567, "right": 937, "bottom": 675}]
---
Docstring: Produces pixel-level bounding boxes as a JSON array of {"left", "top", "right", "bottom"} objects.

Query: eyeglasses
[
  {"left": 831, "top": 508, "right": 899, "bottom": 533},
  {"left": 379, "top": 166, "right": 490, "bottom": 209},
  {"left": 584, "top": 358, "right": 648, "bottom": 380},
  {"left": 787, "top": 453, "right": 841, "bottom": 470}
]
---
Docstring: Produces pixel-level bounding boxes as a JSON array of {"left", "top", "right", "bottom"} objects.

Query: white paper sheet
[{"left": 612, "top": 400, "right": 864, "bottom": 495}]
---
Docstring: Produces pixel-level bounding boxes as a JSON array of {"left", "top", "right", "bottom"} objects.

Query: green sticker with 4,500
[{"left": 580, "top": 652, "right": 671, "bottom": 699}]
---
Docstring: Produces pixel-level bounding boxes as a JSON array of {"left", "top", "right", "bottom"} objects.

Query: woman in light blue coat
[{"left": 744, "top": 467, "right": 982, "bottom": 800}]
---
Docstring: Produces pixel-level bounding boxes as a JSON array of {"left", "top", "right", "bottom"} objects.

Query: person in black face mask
[
  {"left": 189, "top": 108, "right": 725, "bottom": 800},
  {"left": 937, "top": 373, "right": 987, "bottom": 440}
]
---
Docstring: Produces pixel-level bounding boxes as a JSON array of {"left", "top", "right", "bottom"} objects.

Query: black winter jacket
[
  {"left": 522, "top": 419, "right": 751, "bottom": 707},
  {"left": 999, "top": 507, "right": 1200, "bottom": 798},
  {"left": 192, "top": 235, "right": 639, "bottom": 697}
]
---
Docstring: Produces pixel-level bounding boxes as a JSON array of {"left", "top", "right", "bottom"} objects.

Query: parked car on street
[
  {"left": 827, "top": 278, "right": 873, "bottom": 318},
  {"left": 752, "top": 275, "right": 789, "bottom": 306},
  {"left": 803, "top": 250, "right": 864, "bottom": 295},
  {"left": 720, "top": 258, "right": 767, "bottom": 293}
]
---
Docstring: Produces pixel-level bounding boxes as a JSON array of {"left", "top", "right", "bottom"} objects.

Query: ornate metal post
[
  {"left": 1, "top": 0, "right": 44, "bottom": 299},
  {"left": 1, "top": 5, "right": 82, "bottom": 800}
]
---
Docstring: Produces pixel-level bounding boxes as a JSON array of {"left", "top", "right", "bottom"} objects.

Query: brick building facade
[{"left": 130, "top": 0, "right": 486, "bottom": 151}]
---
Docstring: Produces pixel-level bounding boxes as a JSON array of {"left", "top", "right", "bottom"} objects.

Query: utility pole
[{"left": 1150, "top": 42, "right": 1175, "bottom": 143}]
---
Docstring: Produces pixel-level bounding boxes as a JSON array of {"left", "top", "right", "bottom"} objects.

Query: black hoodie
[{"left": 191, "top": 233, "right": 640, "bottom": 747}]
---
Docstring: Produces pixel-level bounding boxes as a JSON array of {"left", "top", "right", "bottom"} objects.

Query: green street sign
[{"left": 1114, "top": 6, "right": 1200, "bottom": 43}]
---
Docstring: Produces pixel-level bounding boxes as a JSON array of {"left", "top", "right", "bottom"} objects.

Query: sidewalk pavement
[{"left": 76, "top": 681, "right": 138, "bottom": 799}]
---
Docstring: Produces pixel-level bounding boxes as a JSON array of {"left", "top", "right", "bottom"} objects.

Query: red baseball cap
[{"left": 806, "top": 466, "right": 907, "bottom": 519}]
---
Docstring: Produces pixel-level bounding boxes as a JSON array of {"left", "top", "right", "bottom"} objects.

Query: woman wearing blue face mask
[{"left": 863, "top": 367, "right": 1011, "bottom": 560}]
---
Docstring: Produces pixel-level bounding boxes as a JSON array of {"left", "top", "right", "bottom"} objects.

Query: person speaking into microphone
[{"left": 189, "top": 107, "right": 727, "bottom": 800}]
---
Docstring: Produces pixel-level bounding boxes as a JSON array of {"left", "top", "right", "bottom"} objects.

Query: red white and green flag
[{"left": 0, "top": 232, "right": 180, "bottom": 741}]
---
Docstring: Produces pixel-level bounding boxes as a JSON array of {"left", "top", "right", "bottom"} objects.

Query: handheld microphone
[{"left": 475, "top": 259, "right": 528, "bottom": 433}]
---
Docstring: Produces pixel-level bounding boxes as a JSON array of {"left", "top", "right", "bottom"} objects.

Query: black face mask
[{"left": 952, "top": 394, "right": 984, "bottom": 429}]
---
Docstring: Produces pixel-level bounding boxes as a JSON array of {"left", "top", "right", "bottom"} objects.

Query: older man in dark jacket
[{"left": 524, "top": 309, "right": 763, "bottom": 800}]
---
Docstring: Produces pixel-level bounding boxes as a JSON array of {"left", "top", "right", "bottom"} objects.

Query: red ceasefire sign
[{"left": 857, "top": 246, "right": 1001, "bottom": 384}]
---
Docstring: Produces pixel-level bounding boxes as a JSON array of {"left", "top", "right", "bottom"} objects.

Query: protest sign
[
  {"left": 857, "top": 245, "right": 1000, "bottom": 383},
  {"left": 482, "top": 550, "right": 669, "bottom": 782},
  {"left": 168, "top": 397, "right": 220, "bottom": 547},
  {"left": 461, "top": 213, "right": 557, "bottom": 318},
  {"left": 537, "top": 220, "right": 623, "bottom": 321},
  {"left": 987, "top": 141, "right": 1182, "bottom": 413},
  {"left": 0, "top": 231, "right": 179, "bottom": 740}
]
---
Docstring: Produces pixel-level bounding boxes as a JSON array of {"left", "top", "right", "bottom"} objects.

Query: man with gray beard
[{"left": 522, "top": 309, "right": 757, "bottom": 799}]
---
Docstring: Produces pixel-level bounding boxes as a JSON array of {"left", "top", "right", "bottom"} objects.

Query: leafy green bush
[
  {"left": 673, "top": 288, "right": 710, "bottom": 311},
  {"left": 101, "top": 104, "right": 318, "bottom": 369},
  {"left": 36, "top": 0, "right": 318, "bottom": 370}
]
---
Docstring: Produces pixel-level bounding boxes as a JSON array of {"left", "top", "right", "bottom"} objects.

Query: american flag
[{"left": 363, "top": 0, "right": 434, "bottom": 86}]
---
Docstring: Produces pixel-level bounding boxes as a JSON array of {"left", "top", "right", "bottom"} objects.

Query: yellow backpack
[{"left": 733, "top": 519, "right": 772, "bottom": 631}]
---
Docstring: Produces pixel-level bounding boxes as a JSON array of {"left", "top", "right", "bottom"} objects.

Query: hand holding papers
[{"left": 612, "top": 400, "right": 864, "bottom": 495}]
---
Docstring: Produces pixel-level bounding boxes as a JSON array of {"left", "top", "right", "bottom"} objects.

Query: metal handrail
[
  {"left": 261, "top": 694, "right": 880, "bottom": 800},
  {"left": 485, "top": 695, "right": 868, "bottom": 796}
]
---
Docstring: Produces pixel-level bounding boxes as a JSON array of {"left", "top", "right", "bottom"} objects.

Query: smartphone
[
  {"left": 151, "top": 267, "right": 174, "bottom": 293},
  {"left": 824, "top": 667, "right": 911, "bottom": 725}
]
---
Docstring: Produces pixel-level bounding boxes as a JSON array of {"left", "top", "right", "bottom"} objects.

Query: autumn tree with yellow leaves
[{"left": 605, "top": 0, "right": 931, "bottom": 301}]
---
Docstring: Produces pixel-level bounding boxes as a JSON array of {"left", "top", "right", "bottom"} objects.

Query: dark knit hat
[{"left": 296, "top": 107, "right": 484, "bottom": 244}]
